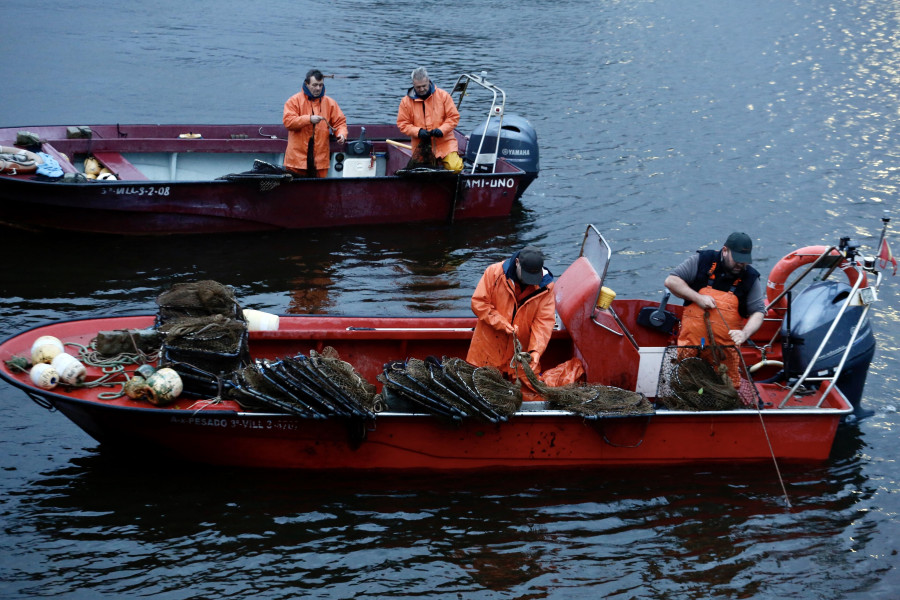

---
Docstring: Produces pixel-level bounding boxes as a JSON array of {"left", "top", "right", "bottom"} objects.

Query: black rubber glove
[
  {"left": 430, "top": 128, "right": 443, "bottom": 138},
  {"left": 418, "top": 129, "right": 431, "bottom": 139}
]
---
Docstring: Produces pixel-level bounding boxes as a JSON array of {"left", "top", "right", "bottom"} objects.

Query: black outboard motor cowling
[
  {"left": 782, "top": 281, "right": 875, "bottom": 410},
  {"left": 465, "top": 114, "right": 539, "bottom": 196}
]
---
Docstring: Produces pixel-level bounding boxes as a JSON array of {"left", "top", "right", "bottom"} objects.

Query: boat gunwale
[{"left": 0, "top": 380, "right": 852, "bottom": 421}]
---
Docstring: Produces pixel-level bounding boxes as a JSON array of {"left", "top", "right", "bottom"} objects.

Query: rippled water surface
[{"left": 1, "top": 1, "right": 899, "bottom": 598}]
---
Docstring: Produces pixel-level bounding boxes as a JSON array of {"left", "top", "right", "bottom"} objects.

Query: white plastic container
[{"left": 243, "top": 309, "right": 280, "bottom": 332}]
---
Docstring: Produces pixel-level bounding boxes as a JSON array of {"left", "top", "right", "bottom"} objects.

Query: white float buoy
[
  {"left": 31, "top": 335, "right": 64, "bottom": 364},
  {"left": 51, "top": 352, "right": 86, "bottom": 385},
  {"left": 145, "top": 368, "right": 183, "bottom": 405},
  {"left": 30, "top": 363, "right": 59, "bottom": 389}
]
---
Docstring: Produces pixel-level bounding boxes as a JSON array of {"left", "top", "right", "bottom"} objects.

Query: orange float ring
[{"left": 766, "top": 245, "right": 867, "bottom": 314}]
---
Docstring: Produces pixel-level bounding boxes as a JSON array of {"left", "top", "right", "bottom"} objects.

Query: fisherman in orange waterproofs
[
  {"left": 283, "top": 69, "right": 348, "bottom": 178},
  {"left": 664, "top": 232, "right": 767, "bottom": 387},
  {"left": 396, "top": 66, "right": 463, "bottom": 172},
  {"left": 466, "top": 246, "right": 556, "bottom": 380}
]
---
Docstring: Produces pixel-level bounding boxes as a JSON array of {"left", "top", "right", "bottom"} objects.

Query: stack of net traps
[{"left": 655, "top": 344, "right": 758, "bottom": 410}]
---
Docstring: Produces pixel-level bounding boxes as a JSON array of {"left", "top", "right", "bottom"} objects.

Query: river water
[{"left": 1, "top": 1, "right": 899, "bottom": 598}]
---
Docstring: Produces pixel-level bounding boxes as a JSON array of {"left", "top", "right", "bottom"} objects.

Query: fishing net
[
  {"left": 376, "top": 356, "right": 522, "bottom": 422},
  {"left": 156, "top": 280, "right": 242, "bottom": 323},
  {"left": 413, "top": 137, "right": 436, "bottom": 166},
  {"left": 230, "top": 347, "right": 377, "bottom": 418},
  {"left": 158, "top": 314, "right": 250, "bottom": 391},
  {"left": 511, "top": 348, "right": 654, "bottom": 418},
  {"left": 159, "top": 314, "right": 245, "bottom": 352},
  {"left": 655, "top": 345, "right": 749, "bottom": 410},
  {"left": 218, "top": 160, "right": 293, "bottom": 191}
]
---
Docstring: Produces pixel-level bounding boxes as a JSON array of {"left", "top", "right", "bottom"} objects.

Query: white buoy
[
  {"left": 30, "top": 363, "right": 59, "bottom": 389},
  {"left": 31, "top": 335, "right": 64, "bottom": 364},
  {"left": 51, "top": 352, "right": 86, "bottom": 385},
  {"left": 145, "top": 368, "right": 183, "bottom": 405}
]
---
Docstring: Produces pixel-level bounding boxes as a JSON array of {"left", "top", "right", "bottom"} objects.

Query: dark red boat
[
  {"left": 0, "top": 73, "right": 538, "bottom": 235},
  {"left": 0, "top": 226, "right": 886, "bottom": 470}
]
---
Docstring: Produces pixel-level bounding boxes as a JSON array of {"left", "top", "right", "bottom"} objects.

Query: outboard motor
[
  {"left": 465, "top": 114, "right": 539, "bottom": 196},
  {"left": 781, "top": 280, "right": 876, "bottom": 411}
]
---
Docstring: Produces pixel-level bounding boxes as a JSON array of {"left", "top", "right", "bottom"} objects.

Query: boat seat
[
  {"left": 38, "top": 143, "right": 79, "bottom": 174},
  {"left": 554, "top": 256, "right": 641, "bottom": 389},
  {"left": 92, "top": 152, "right": 149, "bottom": 181}
]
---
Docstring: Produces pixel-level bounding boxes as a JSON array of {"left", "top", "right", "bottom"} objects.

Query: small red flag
[{"left": 878, "top": 238, "right": 897, "bottom": 276}]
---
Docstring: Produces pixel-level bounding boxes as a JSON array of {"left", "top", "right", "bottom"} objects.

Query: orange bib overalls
[{"left": 677, "top": 264, "right": 744, "bottom": 388}]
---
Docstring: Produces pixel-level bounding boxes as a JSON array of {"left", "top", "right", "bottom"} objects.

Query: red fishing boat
[
  {"left": 0, "top": 73, "right": 538, "bottom": 235},
  {"left": 0, "top": 226, "right": 886, "bottom": 470}
]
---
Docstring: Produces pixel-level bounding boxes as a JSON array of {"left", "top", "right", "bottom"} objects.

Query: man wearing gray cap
[
  {"left": 466, "top": 246, "right": 556, "bottom": 380},
  {"left": 664, "top": 232, "right": 766, "bottom": 388}
]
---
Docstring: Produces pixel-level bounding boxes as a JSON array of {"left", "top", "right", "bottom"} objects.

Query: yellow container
[{"left": 597, "top": 286, "right": 616, "bottom": 310}]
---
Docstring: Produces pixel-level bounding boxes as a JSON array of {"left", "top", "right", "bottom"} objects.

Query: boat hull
[
  {"left": 48, "top": 397, "right": 843, "bottom": 469},
  {"left": 0, "top": 124, "right": 527, "bottom": 234},
  {"left": 0, "top": 314, "right": 850, "bottom": 470}
]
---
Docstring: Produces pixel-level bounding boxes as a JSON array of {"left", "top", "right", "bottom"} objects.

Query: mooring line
[{"left": 722, "top": 313, "right": 792, "bottom": 509}]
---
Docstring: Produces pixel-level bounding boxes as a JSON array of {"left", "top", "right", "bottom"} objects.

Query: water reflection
[
  {"left": 0, "top": 215, "right": 532, "bottom": 321},
  {"left": 1, "top": 433, "right": 873, "bottom": 597}
]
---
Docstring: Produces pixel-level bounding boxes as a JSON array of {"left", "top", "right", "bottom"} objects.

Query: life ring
[
  {"left": 0, "top": 145, "right": 42, "bottom": 175},
  {"left": 766, "top": 245, "right": 867, "bottom": 313}
]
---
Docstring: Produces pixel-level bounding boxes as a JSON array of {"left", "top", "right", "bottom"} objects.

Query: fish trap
[
  {"left": 158, "top": 314, "right": 250, "bottom": 395},
  {"left": 230, "top": 348, "right": 378, "bottom": 419},
  {"left": 513, "top": 352, "right": 653, "bottom": 418},
  {"left": 376, "top": 356, "right": 522, "bottom": 423},
  {"left": 655, "top": 345, "right": 748, "bottom": 410}
]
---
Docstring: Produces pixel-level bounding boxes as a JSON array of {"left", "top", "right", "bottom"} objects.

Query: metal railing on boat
[{"left": 451, "top": 72, "right": 507, "bottom": 175}]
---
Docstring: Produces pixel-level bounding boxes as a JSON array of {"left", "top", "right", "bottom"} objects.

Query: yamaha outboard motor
[
  {"left": 782, "top": 281, "right": 876, "bottom": 411},
  {"left": 465, "top": 114, "right": 539, "bottom": 197}
]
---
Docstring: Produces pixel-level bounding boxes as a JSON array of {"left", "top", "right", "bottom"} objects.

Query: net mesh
[
  {"left": 376, "top": 356, "right": 522, "bottom": 422},
  {"left": 156, "top": 280, "right": 241, "bottom": 323},
  {"left": 512, "top": 351, "right": 654, "bottom": 417},
  {"left": 231, "top": 346, "right": 378, "bottom": 418},
  {"left": 655, "top": 345, "right": 754, "bottom": 410}
]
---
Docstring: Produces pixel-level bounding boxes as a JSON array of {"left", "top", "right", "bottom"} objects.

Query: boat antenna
[{"left": 876, "top": 216, "right": 891, "bottom": 253}]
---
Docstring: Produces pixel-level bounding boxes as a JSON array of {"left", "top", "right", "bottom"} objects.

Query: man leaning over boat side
[
  {"left": 283, "top": 69, "right": 348, "bottom": 178},
  {"left": 664, "top": 232, "right": 767, "bottom": 387},
  {"left": 396, "top": 66, "right": 464, "bottom": 172},
  {"left": 466, "top": 246, "right": 555, "bottom": 382}
]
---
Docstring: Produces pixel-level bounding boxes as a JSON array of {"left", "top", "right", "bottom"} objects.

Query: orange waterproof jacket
[
  {"left": 466, "top": 256, "right": 556, "bottom": 377},
  {"left": 283, "top": 89, "right": 348, "bottom": 172},
  {"left": 396, "top": 85, "right": 460, "bottom": 159}
]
